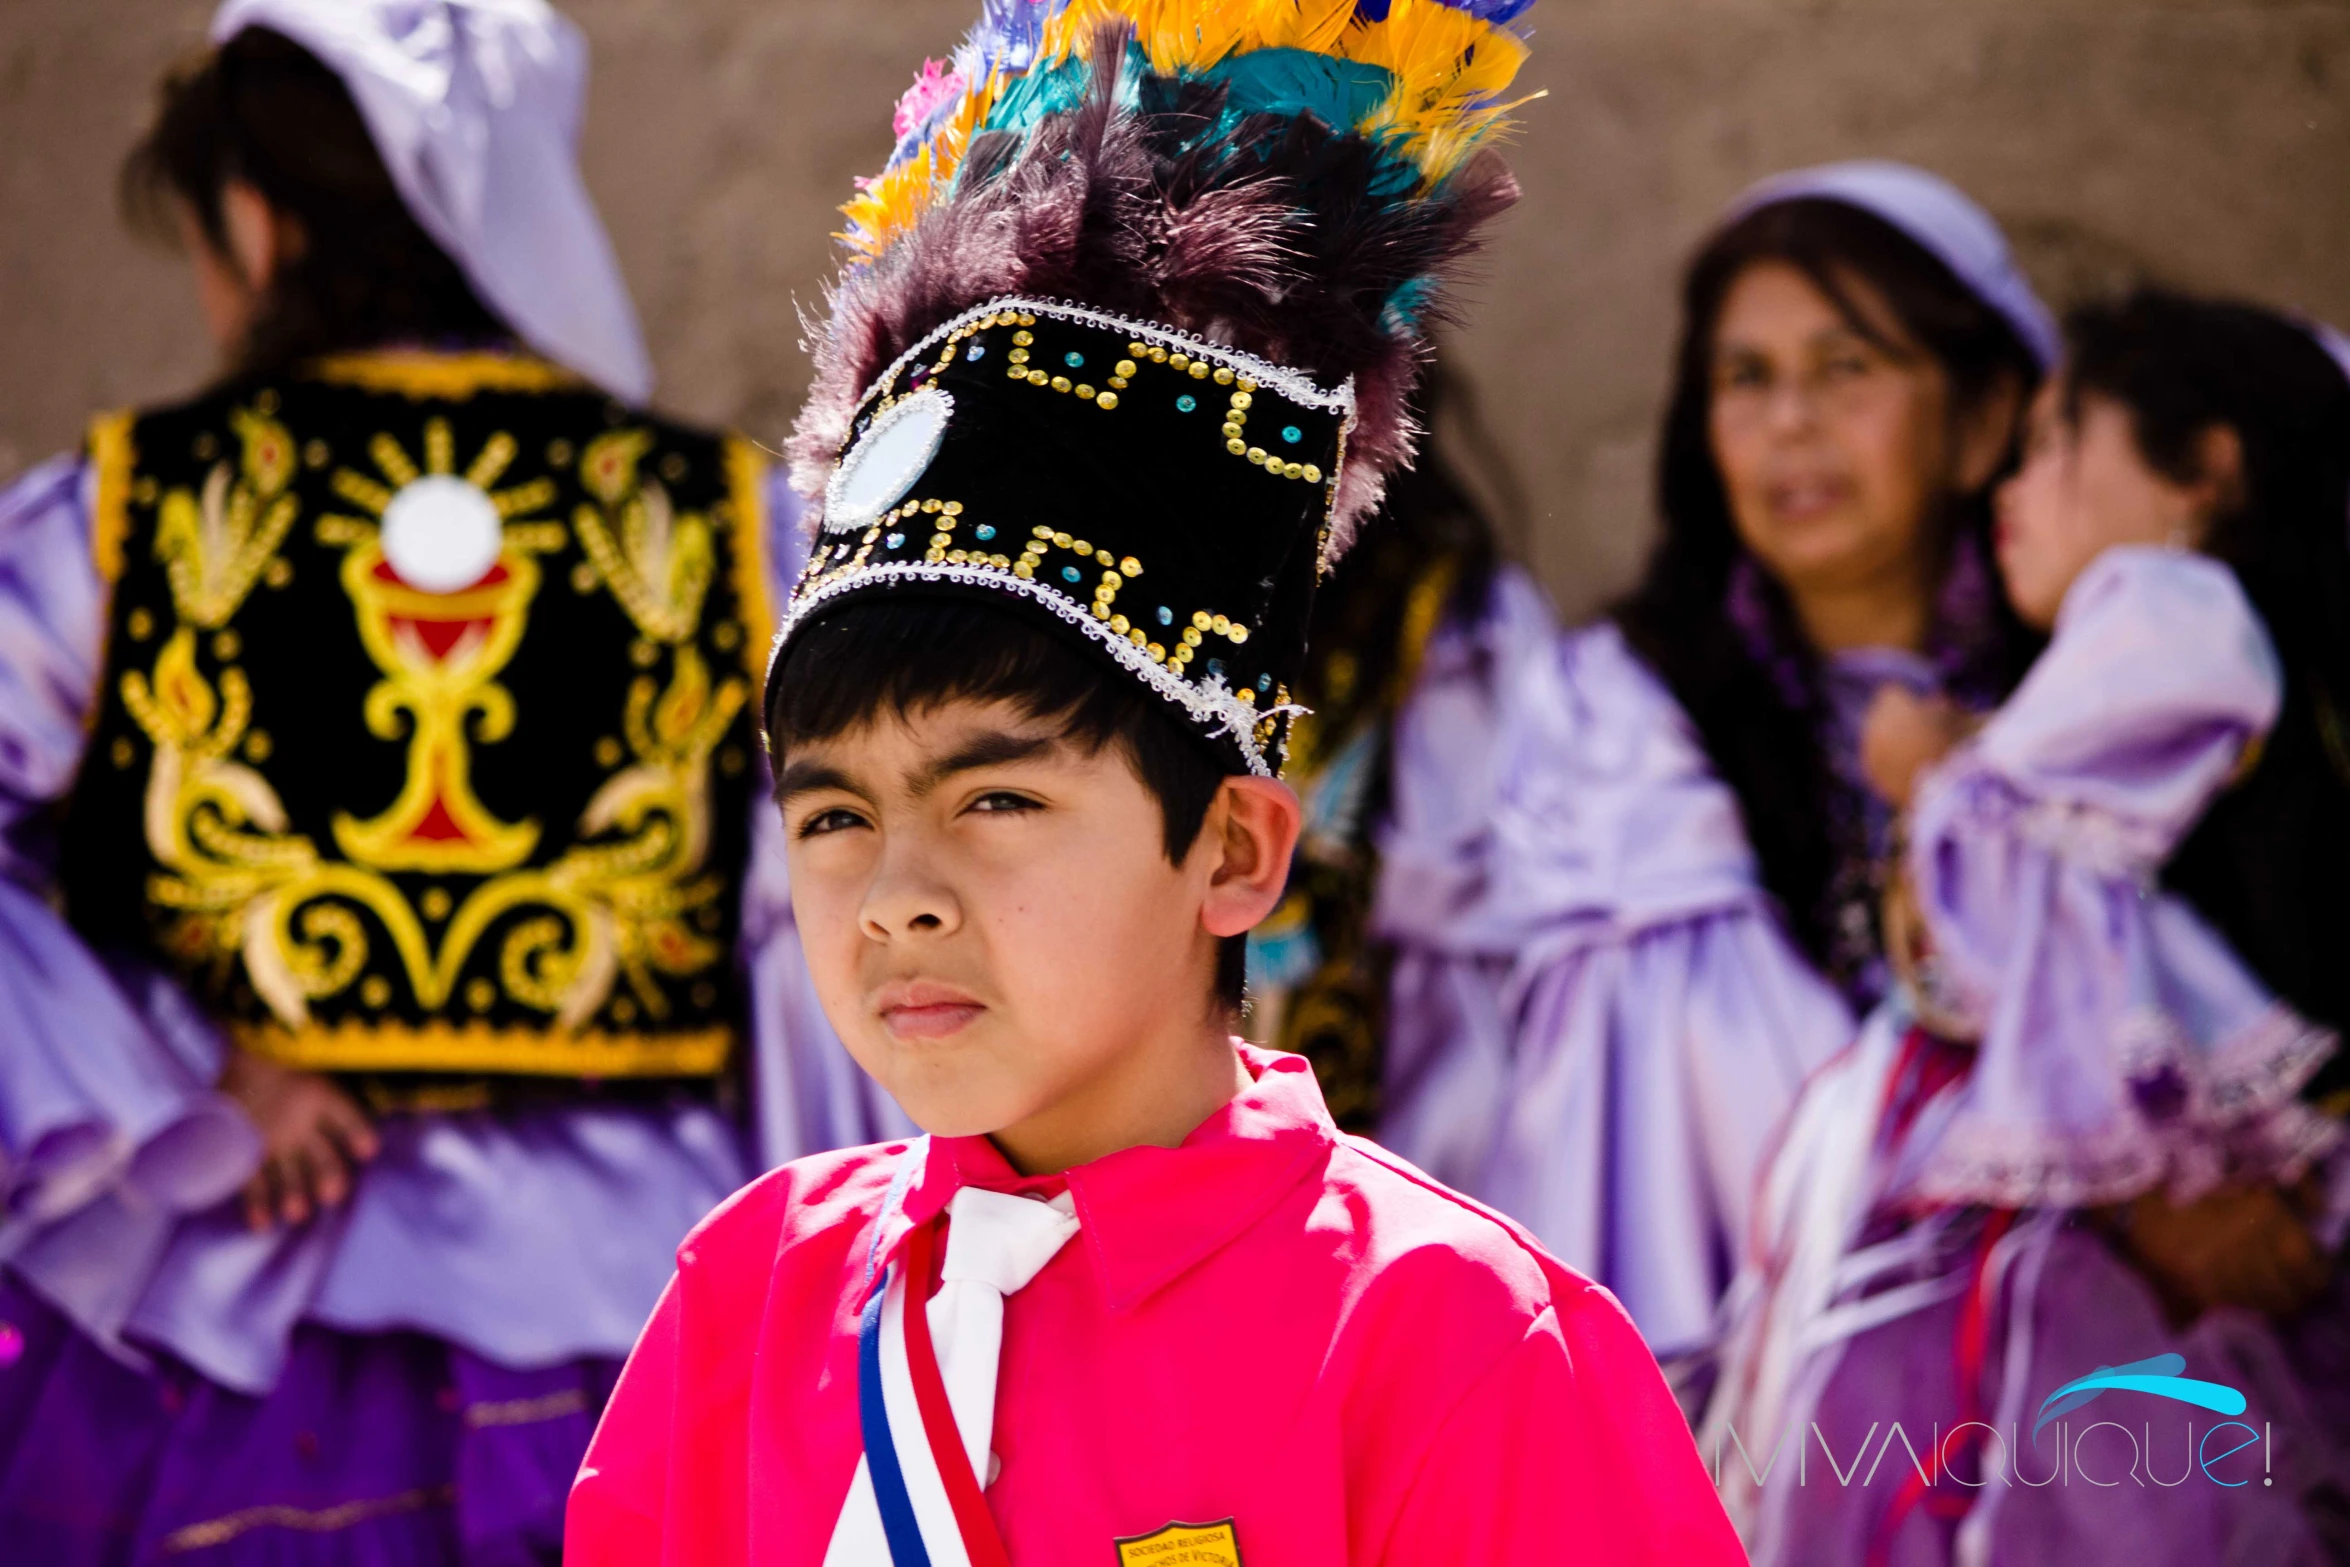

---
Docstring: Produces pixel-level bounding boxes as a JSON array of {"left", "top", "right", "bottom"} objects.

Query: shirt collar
[{"left": 876, "top": 1044, "right": 1335, "bottom": 1312}]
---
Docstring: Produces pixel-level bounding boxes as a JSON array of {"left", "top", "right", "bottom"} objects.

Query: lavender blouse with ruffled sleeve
[
  {"left": 1375, "top": 616, "right": 1858, "bottom": 1360},
  {"left": 1899, "top": 545, "right": 2338, "bottom": 1210}
]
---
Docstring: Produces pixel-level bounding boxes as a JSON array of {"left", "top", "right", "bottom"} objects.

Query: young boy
[{"left": 569, "top": 3, "right": 1744, "bottom": 1562}]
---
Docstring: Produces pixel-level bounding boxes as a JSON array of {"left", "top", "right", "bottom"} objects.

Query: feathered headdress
[{"left": 774, "top": 0, "right": 1537, "bottom": 775}]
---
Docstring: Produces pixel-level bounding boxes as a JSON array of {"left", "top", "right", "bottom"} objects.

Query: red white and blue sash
[
  {"left": 827, "top": 1160, "right": 1081, "bottom": 1567},
  {"left": 842, "top": 1217, "right": 1012, "bottom": 1567}
]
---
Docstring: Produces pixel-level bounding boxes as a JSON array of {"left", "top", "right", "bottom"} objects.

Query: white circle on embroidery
[
  {"left": 380, "top": 475, "right": 504, "bottom": 593},
  {"left": 825, "top": 385, "right": 953, "bottom": 532}
]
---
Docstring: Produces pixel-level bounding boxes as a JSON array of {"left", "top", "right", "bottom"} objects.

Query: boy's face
[{"left": 776, "top": 698, "right": 1259, "bottom": 1145}]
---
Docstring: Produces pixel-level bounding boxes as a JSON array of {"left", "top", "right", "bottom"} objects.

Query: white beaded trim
[
  {"left": 771, "top": 561, "right": 1303, "bottom": 777},
  {"left": 856, "top": 294, "right": 1357, "bottom": 420}
]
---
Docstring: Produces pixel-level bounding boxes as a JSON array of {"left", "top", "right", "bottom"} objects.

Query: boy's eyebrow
[
  {"left": 911, "top": 730, "right": 1060, "bottom": 797},
  {"left": 772, "top": 759, "right": 860, "bottom": 803}
]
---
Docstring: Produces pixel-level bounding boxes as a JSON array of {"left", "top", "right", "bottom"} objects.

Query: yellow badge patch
[{"left": 1114, "top": 1519, "right": 1242, "bottom": 1567}]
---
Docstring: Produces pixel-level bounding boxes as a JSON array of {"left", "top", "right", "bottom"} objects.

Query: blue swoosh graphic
[{"left": 2033, "top": 1354, "right": 2246, "bottom": 1438}]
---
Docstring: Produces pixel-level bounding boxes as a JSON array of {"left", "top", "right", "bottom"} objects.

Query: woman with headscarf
[
  {"left": 1376, "top": 163, "right": 2054, "bottom": 1382},
  {"left": 1701, "top": 290, "right": 2350, "bottom": 1567},
  {"left": 0, "top": 5, "right": 875, "bottom": 1559}
]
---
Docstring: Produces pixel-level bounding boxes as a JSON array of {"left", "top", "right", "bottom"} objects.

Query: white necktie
[{"left": 824, "top": 1187, "right": 1081, "bottom": 1566}]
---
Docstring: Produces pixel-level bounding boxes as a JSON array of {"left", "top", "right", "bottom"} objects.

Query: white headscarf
[
  {"left": 1727, "top": 159, "right": 2061, "bottom": 372},
  {"left": 210, "top": 0, "right": 652, "bottom": 403}
]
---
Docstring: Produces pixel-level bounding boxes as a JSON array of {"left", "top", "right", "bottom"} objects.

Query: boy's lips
[{"left": 874, "top": 981, "right": 986, "bottom": 1040}]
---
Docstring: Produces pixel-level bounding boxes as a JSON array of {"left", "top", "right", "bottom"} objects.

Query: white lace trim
[
  {"left": 2004, "top": 790, "right": 2171, "bottom": 879},
  {"left": 774, "top": 560, "right": 1305, "bottom": 777},
  {"left": 855, "top": 294, "right": 1357, "bottom": 419},
  {"left": 1904, "top": 1006, "right": 2342, "bottom": 1210}
]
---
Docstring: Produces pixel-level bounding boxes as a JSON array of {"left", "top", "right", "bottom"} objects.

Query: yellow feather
[
  {"left": 841, "top": 0, "right": 1535, "bottom": 257},
  {"left": 839, "top": 69, "right": 1003, "bottom": 262},
  {"left": 1344, "top": 0, "right": 1531, "bottom": 181}
]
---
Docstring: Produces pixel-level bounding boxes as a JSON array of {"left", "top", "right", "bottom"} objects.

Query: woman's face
[
  {"left": 1994, "top": 379, "right": 2212, "bottom": 629},
  {"left": 1707, "top": 261, "right": 1960, "bottom": 612}
]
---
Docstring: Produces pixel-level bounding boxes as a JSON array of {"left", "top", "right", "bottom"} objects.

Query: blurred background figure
[
  {"left": 0, "top": 3, "right": 858, "bottom": 1561},
  {"left": 1244, "top": 361, "right": 1557, "bottom": 1133},
  {"left": 1706, "top": 289, "right": 2350, "bottom": 1566},
  {"left": 1376, "top": 164, "right": 2051, "bottom": 1391}
]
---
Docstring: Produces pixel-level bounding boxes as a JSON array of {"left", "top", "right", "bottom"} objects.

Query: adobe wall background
[{"left": 4, "top": 0, "right": 2345, "bottom": 618}]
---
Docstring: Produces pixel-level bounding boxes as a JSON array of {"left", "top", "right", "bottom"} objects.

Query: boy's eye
[
  {"left": 966, "top": 790, "right": 1041, "bottom": 816},
  {"left": 796, "top": 806, "right": 869, "bottom": 838}
]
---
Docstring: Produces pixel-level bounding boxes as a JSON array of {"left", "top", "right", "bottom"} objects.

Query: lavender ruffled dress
[
  {"left": 1704, "top": 548, "right": 2350, "bottom": 1566},
  {"left": 1377, "top": 610, "right": 1955, "bottom": 1364},
  {"left": 0, "top": 453, "right": 909, "bottom": 1562}
]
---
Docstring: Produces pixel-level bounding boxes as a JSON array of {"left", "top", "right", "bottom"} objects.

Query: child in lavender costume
[
  {"left": 1704, "top": 291, "right": 2350, "bottom": 1565},
  {"left": 1378, "top": 163, "right": 2054, "bottom": 1374},
  {"left": 0, "top": 6, "right": 884, "bottom": 1562}
]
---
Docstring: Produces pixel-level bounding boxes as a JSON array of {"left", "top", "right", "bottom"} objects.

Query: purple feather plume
[{"left": 794, "top": 19, "right": 1521, "bottom": 556}]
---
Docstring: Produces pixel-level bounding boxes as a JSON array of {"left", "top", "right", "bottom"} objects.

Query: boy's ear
[{"left": 1197, "top": 776, "right": 1301, "bottom": 940}]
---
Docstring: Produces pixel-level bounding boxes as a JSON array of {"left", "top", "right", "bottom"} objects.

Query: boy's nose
[{"left": 858, "top": 848, "right": 963, "bottom": 941}]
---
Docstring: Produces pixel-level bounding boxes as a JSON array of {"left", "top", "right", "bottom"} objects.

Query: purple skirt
[
  {"left": 0, "top": 1272, "right": 616, "bottom": 1565},
  {"left": 1747, "top": 1218, "right": 2350, "bottom": 1566}
]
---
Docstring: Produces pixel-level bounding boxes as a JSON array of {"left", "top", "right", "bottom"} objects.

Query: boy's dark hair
[
  {"left": 121, "top": 28, "right": 508, "bottom": 378},
  {"left": 1617, "top": 197, "right": 2045, "bottom": 995},
  {"left": 767, "top": 597, "right": 1249, "bottom": 1011},
  {"left": 2065, "top": 289, "right": 2350, "bottom": 1099}
]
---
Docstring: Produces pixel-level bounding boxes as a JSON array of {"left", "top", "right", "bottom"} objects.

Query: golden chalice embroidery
[
  {"left": 320, "top": 420, "right": 562, "bottom": 873},
  {"left": 121, "top": 406, "right": 744, "bottom": 1052}
]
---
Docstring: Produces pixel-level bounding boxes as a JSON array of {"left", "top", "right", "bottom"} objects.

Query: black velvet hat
[{"left": 767, "top": 1, "right": 1535, "bottom": 775}]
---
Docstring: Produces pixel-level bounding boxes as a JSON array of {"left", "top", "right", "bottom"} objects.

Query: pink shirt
[{"left": 568, "top": 1046, "right": 1745, "bottom": 1566}]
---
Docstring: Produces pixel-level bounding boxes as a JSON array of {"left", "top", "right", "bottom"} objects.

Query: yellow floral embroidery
[
  {"left": 155, "top": 405, "right": 302, "bottom": 628},
  {"left": 572, "top": 429, "right": 716, "bottom": 643}
]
